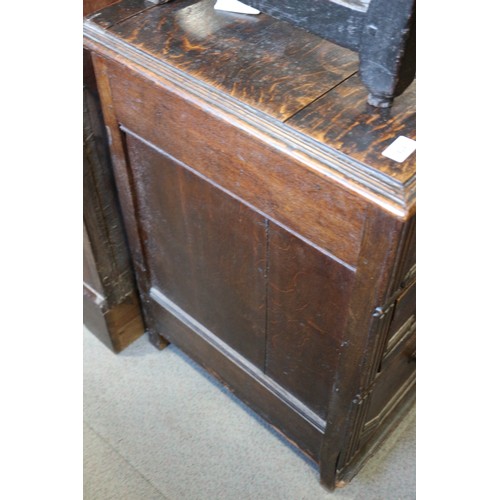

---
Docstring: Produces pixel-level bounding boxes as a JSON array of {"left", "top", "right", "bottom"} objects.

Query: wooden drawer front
[
  {"left": 366, "top": 331, "right": 416, "bottom": 427},
  {"left": 126, "top": 133, "right": 268, "bottom": 368},
  {"left": 105, "top": 59, "right": 367, "bottom": 269},
  {"left": 387, "top": 282, "right": 415, "bottom": 345}
]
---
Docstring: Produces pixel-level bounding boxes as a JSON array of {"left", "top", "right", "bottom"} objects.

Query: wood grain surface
[
  {"left": 288, "top": 75, "right": 416, "bottom": 188},
  {"left": 319, "top": 206, "right": 405, "bottom": 487},
  {"left": 105, "top": 59, "right": 367, "bottom": 267},
  {"left": 104, "top": 0, "right": 358, "bottom": 120},
  {"left": 85, "top": 0, "right": 416, "bottom": 487},
  {"left": 266, "top": 223, "right": 355, "bottom": 418},
  {"left": 83, "top": 41, "right": 145, "bottom": 352},
  {"left": 84, "top": 0, "right": 416, "bottom": 214},
  {"left": 365, "top": 331, "right": 416, "bottom": 424},
  {"left": 126, "top": 133, "right": 268, "bottom": 367}
]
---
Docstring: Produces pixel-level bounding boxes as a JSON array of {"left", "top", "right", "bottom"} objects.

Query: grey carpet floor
[{"left": 83, "top": 326, "right": 416, "bottom": 499}]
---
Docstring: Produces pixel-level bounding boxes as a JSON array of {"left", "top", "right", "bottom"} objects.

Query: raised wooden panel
[
  {"left": 365, "top": 332, "right": 416, "bottom": 425},
  {"left": 266, "top": 224, "right": 355, "bottom": 418},
  {"left": 105, "top": 59, "right": 366, "bottom": 267},
  {"left": 125, "top": 133, "right": 267, "bottom": 367}
]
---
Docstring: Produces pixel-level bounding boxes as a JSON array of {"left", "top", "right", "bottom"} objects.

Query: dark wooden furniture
[
  {"left": 84, "top": 0, "right": 415, "bottom": 489},
  {"left": 83, "top": 0, "right": 145, "bottom": 352},
  {"left": 244, "top": 0, "right": 416, "bottom": 107}
]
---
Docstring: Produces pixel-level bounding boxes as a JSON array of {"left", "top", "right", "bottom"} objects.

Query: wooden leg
[
  {"left": 147, "top": 328, "right": 169, "bottom": 350},
  {"left": 319, "top": 453, "right": 339, "bottom": 491}
]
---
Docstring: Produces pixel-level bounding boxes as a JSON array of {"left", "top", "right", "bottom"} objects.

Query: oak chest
[
  {"left": 83, "top": 0, "right": 145, "bottom": 352},
  {"left": 84, "top": 0, "right": 416, "bottom": 489}
]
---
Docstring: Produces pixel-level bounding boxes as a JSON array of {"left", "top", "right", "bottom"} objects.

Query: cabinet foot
[
  {"left": 319, "top": 465, "right": 338, "bottom": 492},
  {"left": 147, "top": 329, "right": 169, "bottom": 350}
]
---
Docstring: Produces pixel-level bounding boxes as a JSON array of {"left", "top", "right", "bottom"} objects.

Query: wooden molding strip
[
  {"left": 361, "top": 371, "right": 416, "bottom": 436},
  {"left": 149, "top": 286, "right": 327, "bottom": 433},
  {"left": 84, "top": 21, "right": 415, "bottom": 216}
]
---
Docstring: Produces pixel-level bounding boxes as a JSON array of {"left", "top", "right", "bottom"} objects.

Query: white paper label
[
  {"left": 214, "top": 0, "right": 260, "bottom": 14},
  {"left": 382, "top": 136, "right": 416, "bottom": 163}
]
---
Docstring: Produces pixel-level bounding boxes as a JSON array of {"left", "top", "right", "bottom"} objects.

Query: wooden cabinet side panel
[
  {"left": 266, "top": 224, "right": 355, "bottom": 419},
  {"left": 125, "top": 133, "right": 267, "bottom": 367},
  {"left": 104, "top": 59, "right": 367, "bottom": 268}
]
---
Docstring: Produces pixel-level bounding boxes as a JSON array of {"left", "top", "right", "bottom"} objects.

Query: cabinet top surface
[{"left": 84, "top": 0, "right": 416, "bottom": 214}]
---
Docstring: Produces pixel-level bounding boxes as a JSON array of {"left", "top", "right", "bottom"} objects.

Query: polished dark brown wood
[
  {"left": 126, "top": 133, "right": 267, "bottom": 366},
  {"left": 318, "top": 205, "right": 406, "bottom": 486},
  {"left": 147, "top": 291, "right": 324, "bottom": 460},
  {"left": 267, "top": 223, "right": 355, "bottom": 419},
  {"left": 84, "top": 0, "right": 415, "bottom": 489}
]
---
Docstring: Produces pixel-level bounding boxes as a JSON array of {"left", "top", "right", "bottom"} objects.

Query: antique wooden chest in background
[
  {"left": 83, "top": 0, "right": 145, "bottom": 352},
  {"left": 84, "top": 0, "right": 415, "bottom": 489}
]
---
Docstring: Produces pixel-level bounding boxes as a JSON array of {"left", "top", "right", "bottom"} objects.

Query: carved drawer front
[
  {"left": 399, "top": 216, "right": 415, "bottom": 283},
  {"left": 365, "top": 330, "right": 416, "bottom": 433},
  {"left": 386, "top": 281, "right": 415, "bottom": 347}
]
